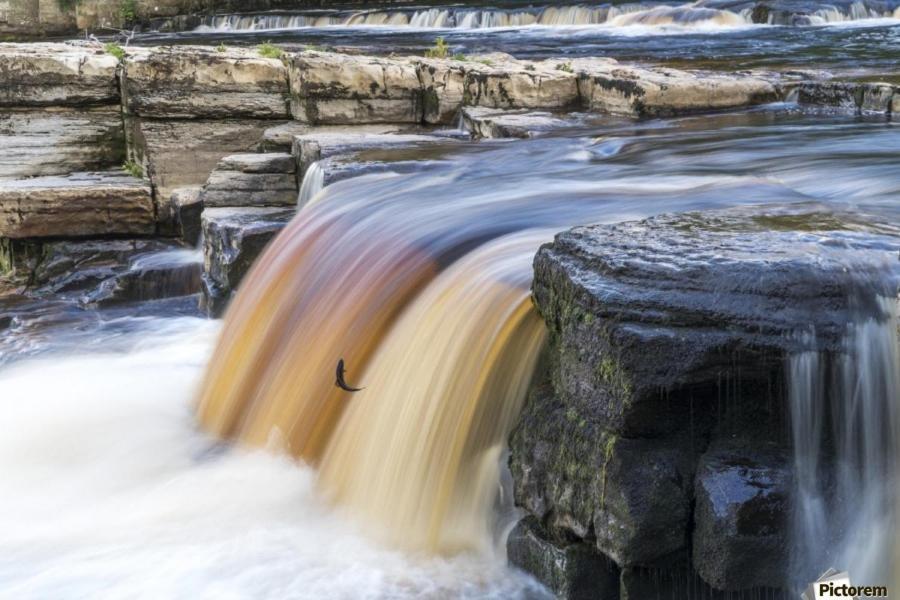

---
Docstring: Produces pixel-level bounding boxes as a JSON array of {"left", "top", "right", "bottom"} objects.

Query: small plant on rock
[
  {"left": 104, "top": 42, "right": 126, "bottom": 61},
  {"left": 216, "top": 43, "right": 227, "bottom": 53},
  {"left": 425, "top": 37, "right": 450, "bottom": 59},
  {"left": 257, "top": 42, "right": 283, "bottom": 59},
  {"left": 123, "top": 160, "right": 143, "bottom": 179},
  {"left": 119, "top": 0, "right": 137, "bottom": 24},
  {"left": 452, "top": 52, "right": 467, "bottom": 61},
  {"left": 556, "top": 62, "right": 574, "bottom": 73}
]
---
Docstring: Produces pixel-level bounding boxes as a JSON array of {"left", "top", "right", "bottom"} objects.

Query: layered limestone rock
[
  {"left": 510, "top": 206, "right": 900, "bottom": 597},
  {"left": 0, "top": 171, "right": 155, "bottom": 239},
  {"left": 460, "top": 106, "right": 570, "bottom": 139},
  {"left": 201, "top": 206, "right": 294, "bottom": 316},
  {"left": 122, "top": 46, "right": 290, "bottom": 119},
  {"left": 200, "top": 153, "right": 298, "bottom": 207},
  {"left": 0, "top": 107, "right": 125, "bottom": 179},
  {"left": 0, "top": 43, "right": 119, "bottom": 107},
  {"left": 574, "top": 59, "right": 779, "bottom": 117},
  {"left": 794, "top": 81, "right": 898, "bottom": 114}
]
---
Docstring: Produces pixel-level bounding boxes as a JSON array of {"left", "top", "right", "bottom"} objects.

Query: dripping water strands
[{"left": 788, "top": 295, "right": 900, "bottom": 586}]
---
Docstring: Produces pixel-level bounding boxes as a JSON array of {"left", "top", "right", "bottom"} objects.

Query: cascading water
[
  {"left": 297, "top": 161, "right": 325, "bottom": 208},
  {"left": 789, "top": 295, "right": 900, "bottom": 585},
  {"left": 194, "top": 1, "right": 900, "bottom": 32}
]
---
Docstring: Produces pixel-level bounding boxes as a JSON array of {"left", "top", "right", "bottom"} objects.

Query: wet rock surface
[
  {"left": 508, "top": 516, "right": 619, "bottom": 600},
  {"left": 511, "top": 206, "right": 900, "bottom": 597},
  {"left": 795, "top": 81, "right": 898, "bottom": 114},
  {"left": 461, "top": 106, "right": 571, "bottom": 139},
  {"left": 0, "top": 171, "right": 155, "bottom": 239},
  {"left": 201, "top": 206, "right": 295, "bottom": 316},
  {"left": 693, "top": 440, "right": 791, "bottom": 591}
]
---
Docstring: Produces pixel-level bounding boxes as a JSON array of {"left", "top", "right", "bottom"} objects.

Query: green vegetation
[
  {"left": 56, "top": 0, "right": 81, "bottom": 10},
  {"left": 122, "top": 160, "right": 143, "bottom": 179},
  {"left": 215, "top": 43, "right": 227, "bottom": 53},
  {"left": 119, "top": 0, "right": 137, "bottom": 23},
  {"left": 257, "top": 42, "right": 284, "bottom": 59},
  {"left": 474, "top": 58, "right": 494, "bottom": 66},
  {"left": 556, "top": 62, "right": 574, "bottom": 73},
  {"left": 104, "top": 42, "right": 126, "bottom": 62},
  {"left": 424, "top": 37, "right": 450, "bottom": 59},
  {"left": 452, "top": 52, "right": 467, "bottom": 61}
]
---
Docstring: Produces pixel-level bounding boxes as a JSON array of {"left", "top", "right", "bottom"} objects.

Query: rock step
[
  {"left": 201, "top": 206, "right": 295, "bottom": 316},
  {"left": 0, "top": 171, "right": 155, "bottom": 239},
  {"left": 461, "top": 106, "right": 571, "bottom": 139},
  {"left": 200, "top": 153, "right": 298, "bottom": 208},
  {"left": 794, "top": 81, "right": 899, "bottom": 114}
]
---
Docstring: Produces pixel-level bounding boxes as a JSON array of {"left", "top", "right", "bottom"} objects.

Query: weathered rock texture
[
  {"left": 510, "top": 206, "right": 900, "bottom": 597},
  {"left": 0, "top": 171, "right": 155, "bottom": 239},
  {"left": 200, "top": 153, "right": 297, "bottom": 207},
  {"left": 122, "top": 46, "right": 290, "bottom": 119},
  {"left": 201, "top": 206, "right": 294, "bottom": 316},
  {"left": 461, "top": 106, "right": 570, "bottom": 139},
  {"left": 794, "top": 81, "right": 898, "bottom": 114}
]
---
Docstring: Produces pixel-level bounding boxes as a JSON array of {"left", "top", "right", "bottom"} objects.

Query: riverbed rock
[
  {"left": 508, "top": 516, "right": 620, "bottom": 600},
  {"left": 127, "top": 117, "right": 282, "bottom": 203},
  {"left": 201, "top": 206, "right": 294, "bottom": 316},
  {"left": 83, "top": 249, "right": 202, "bottom": 306},
  {"left": 0, "top": 107, "right": 125, "bottom": 179},
  {"left": 0, "top": 43, "right": 119, "bottom": 107},
  {"left": 795, "top": 81, "right": 897, "bottom": 114},
  {"left": 289, "top": 52, "right": 424, "bottom": 125},
  {"left": 162, "top": 186, "right": 203, "bottom": 244},
  {"left": 122, "top": 46, "right": 291, "bottom": 119},
  {"left": 575, "top": 60, "right": 779, "bottom": 117},
  {"left": 460, "top": 106, "right": 570, "bottom": 139},
  {"left": 693, "top": 440, "right": 791, "bottom": 591},
  {"left": 511, "top": 206, "right": 900, "bottom": 596},
  {"left": 201, "top": 153, "right": 298, "bottom": 208},
  {"left": 0, "top": 171, "right": 155, "bottom": 239}
]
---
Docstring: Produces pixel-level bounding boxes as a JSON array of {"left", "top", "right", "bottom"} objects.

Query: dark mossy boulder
[
  {"left": 508, "top": 516, "right": 620, "bottom": 600},
  {"left": 511, "top": 206, "right": 899, "bottom": 597}
]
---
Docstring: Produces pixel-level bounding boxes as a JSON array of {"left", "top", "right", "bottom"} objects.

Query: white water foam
[{"left": 0, "top": 319, "right": 545, "bottom": 599}]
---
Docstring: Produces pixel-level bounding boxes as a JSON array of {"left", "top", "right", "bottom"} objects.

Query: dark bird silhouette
[{"left": 335, "top": 359, "right": 364, "bottom": 392}]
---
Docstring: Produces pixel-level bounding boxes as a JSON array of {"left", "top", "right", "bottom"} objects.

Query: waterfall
[
  {"left": 297, "top": 161, "right": 325, "bottom": 209},
  {"left": 193, "top": 2, "right": 900, "bottom": 33},
  {"left": 789, "top": 296, "right": 900, "bottom": 585},
  {"left": 319, "top": 232, "right": 547, "bottom": 553}
]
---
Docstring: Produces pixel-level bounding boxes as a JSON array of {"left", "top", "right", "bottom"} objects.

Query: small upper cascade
[{"left": 194, "top": 1, "right": 900, "bottom": 32}]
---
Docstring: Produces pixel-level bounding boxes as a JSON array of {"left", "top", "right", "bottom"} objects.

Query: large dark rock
[
  {"left": 201, "top": 206, "right": 294, "bottom": 316},
  {"left": 511, "top": 206, "right": 900, "bottom": 597},
  {"left": 511, "top": 382, "right": 698, "bottom": 567},
  {"left": 693, "top": 440, "right": 791, "bottom": 591},
  {"left": 508, "top": 516, "right": 619, "bottom": 600}
]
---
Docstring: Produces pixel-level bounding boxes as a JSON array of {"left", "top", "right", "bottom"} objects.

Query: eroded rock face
[
  {"left": 0, "top": 107, "right": 125, "bottom": 179},
  {"left": 201, "top": 153, "right": 298, "bottom": 208},
  {"left": 508, "top": 516, "right": 619, "bottom": 600},
  {"left": 201, "top": 206, "right": 294, "bottom": 316},
  {"left": 122, "top": 46, "right": 291, "bottom": 119},
  {"left": 795, "top": 81, "right": 898, "bottom": 114},
  {"left": 0, "top": 171, "right": 155, "bottom": 239},
  {"left": 290, "top": 52, "right": 424, "bottom": 124},
  {"left": 461, "top": 106, "right": 570, "bottom": 139},
  {"left": 511, "top": 206, "right": 900, "bottom": 596},
  {"left": 575, "top": 60, "right": 778, "bottom": 117},
  {"left": 0, "top": 43, "right": 119, "bottom": 107}
]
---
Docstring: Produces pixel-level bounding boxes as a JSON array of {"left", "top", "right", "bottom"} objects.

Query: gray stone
[
  {"left": 0, "top": 171, "right": 155, "bottom": 239},
  {"left": 0, "top": 107, "right": 125, "bottom": 179},
  {"left": 201, "top": 206, "right": 294, "bottom": 316},
  {"left": 508, "top": 516, "right": 619, "bottom": 600},
  {"left": 162, "top": 187, "right": 203, "bottom": 244},
  {"left": 0, "top": 43, "right": 119, "bottom": 107},
  {"left": 796, "top": 81, "right": 897, "bottom": 114},
  {"left": 461, "top": 106, "right": 569, "bottom": 139},
  {"left": 122, "top": 46, "right": 291, "bottom": 119},
  {"left": 200, "top": 153, "right": 297, "bottom": 208},
  {"left": 693, "top": 440, "right": 790, "bottom": 591}
]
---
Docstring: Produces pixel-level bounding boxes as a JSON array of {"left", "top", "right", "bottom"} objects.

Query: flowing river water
[{"left": 2, "top": 6, "right": 900, "bottom": 598}]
